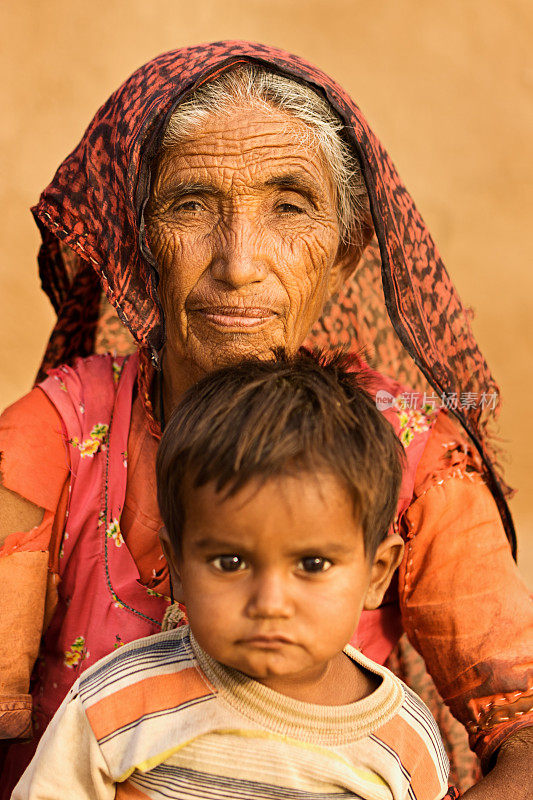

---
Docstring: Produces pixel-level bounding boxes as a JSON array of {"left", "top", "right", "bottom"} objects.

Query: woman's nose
[
  {"left": 246, "top": 571, "right": 293, "bottom": 620},
  {"left": 210, "top": 216, "right": 268, "bottom": 289}
]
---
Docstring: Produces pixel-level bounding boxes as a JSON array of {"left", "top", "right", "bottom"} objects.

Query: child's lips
[{"left": 239, "top": 634, "right": 294, "bottom": 647}]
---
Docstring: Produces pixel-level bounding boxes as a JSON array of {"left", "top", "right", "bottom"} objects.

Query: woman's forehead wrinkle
[
  {"left": 164, "top": 148, "right": 326, "bottom": 178},
  {"left": 154, "top": 111, "right": 334, "bottom": 201}
]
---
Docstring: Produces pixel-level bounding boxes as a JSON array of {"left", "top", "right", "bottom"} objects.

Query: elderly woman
[{"left": 0, "top": 42, "right": 531, "bottom": 798}]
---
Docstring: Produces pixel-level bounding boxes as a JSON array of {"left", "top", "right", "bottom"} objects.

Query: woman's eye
[
  {"left": 211, "top": 555, "right": 246, "bottom": 572},
  {"left": 298, "top": 557, "right": 333, "bottom": 573},
  {"left": 276, "top": 202, "right": 305, "bottom": 214},
  {"left": 173, "top": 199, "right": 203, "bottom": 213}
]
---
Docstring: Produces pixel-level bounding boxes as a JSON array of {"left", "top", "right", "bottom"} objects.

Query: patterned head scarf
[{"left": 31, "top": 41, "right": 515, "bottom": 550}]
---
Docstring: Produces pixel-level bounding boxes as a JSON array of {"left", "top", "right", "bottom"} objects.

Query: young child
[{"left": 13, "top": 353, "right": 455, "bottom": 800}]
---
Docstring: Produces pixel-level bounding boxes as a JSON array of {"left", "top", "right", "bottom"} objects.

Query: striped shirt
[{"left": 13, "top": 627, "right": 449, "bottom": 800}]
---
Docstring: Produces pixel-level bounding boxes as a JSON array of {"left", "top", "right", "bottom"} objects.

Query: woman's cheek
[
  {"left": 285, "top": 239, "right": 333, "bottom": 325},
  {"left": 149, "top": 222, "right": 181, "bottom": 272},
  {"left": 156, "top": 229, "right": 200, "bottom": 302},
  {"left": 154, "top": 233, "right": 192, "bottom": 339}
]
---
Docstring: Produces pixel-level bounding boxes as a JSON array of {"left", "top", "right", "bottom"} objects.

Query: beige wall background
[{"left": 1, "top": 0, "right": 532, "bottom": 582}]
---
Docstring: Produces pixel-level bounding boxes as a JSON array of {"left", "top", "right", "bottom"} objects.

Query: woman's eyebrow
[
  {"left": 159, "top": 181, "right": 221, "bottom": 201},
  {"left": 262, "top": 173, "right": 323, "bottom": 201}
]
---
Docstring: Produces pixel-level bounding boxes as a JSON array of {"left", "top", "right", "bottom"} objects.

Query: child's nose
[{"left": 246, "top": 570, "right": 293, "bottom": 619}]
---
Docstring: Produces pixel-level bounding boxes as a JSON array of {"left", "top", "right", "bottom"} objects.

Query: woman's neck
[{"left": 155, "top": 347, "right": 205, "bottom": 426}]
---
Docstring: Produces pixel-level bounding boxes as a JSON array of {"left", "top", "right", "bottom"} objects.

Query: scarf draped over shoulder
[{"left": 30, "top": 40, "right": 515, "bottom": 550}]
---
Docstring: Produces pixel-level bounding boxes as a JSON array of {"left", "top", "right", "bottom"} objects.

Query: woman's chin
[{"left": 186, "top": 334, "right": 287, "bottom": 373}]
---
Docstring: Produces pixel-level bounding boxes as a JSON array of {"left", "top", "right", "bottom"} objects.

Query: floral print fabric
[{"left": 9, "top": 353, "right": 171, "bottom": 788}]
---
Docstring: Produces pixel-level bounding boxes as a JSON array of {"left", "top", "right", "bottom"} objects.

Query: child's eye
[
  {"left": 211, "top": 555, "right": 247, "bottom": 572},
  {"left": 297, "top": 557, "right": 333, "bottom": 573}
]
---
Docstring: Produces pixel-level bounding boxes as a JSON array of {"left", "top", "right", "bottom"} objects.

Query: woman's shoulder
[
  {"left": 0, "top": 386, "right": 68, "bottom": 510},
  {"left": 0, "top": 350, "right": 138, "bottom": 508},
  {"left": 1, "top": 384, "right": 62, "bottom": 427},
  {"left": 413, "top": 410, "right": 484, "bottom": 499},
  {"left": 1, "top": 384, "right": 60, "bottom": 421}
]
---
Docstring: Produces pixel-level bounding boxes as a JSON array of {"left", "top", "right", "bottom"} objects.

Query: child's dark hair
[{"left": 157, "top": 350, "right": 404, "bottom": 557}]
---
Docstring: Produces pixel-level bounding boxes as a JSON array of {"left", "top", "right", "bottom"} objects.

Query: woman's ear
[
  {"left": 327, "top": 242, "right": 364, "bottom": 297},
  {"left": 363, "top": 533, "right": 404, "bottom": 611},
  {"left": 159, "top": 526, "right": 185, "bottom": 603},
  {"left": 328, "top": 218, "right": 373, "bottom": 297}
]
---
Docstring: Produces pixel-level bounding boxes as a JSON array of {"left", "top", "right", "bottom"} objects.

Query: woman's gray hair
[{"left": 161, "top": 65, "right": 370, "bottom": 248}]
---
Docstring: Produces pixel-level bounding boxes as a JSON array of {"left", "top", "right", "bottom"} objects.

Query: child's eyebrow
[
  {"left": 190, "top": 537, "right": 357, "bottom": 557},
  {"left": 288, "top": 542, "right": 355, "bottom": 557},
  {"left": 191, "top": 536, "right": 244, "bottom": 551}
]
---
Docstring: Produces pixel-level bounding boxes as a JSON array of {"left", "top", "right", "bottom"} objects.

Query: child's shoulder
[
  {"left": 373, "top": 682, "right": 450, "bottom": 797},
  {"left": 345, "top": 645, "right": 449, "bottom": 785},
  {"left": 76, "top": 626, "right": 205, "bottom": 706},
  {"left": 64, "top": 627, "right": 220, "bottom": 782}
]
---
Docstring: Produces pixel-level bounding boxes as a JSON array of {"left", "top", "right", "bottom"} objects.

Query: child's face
[{"left": 163, "top": 473, "right": 403, "bottom": 693}]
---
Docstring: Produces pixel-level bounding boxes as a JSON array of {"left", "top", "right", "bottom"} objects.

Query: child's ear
[
  {"left": 159, "top": 526, "right": 185, "bottom": 603},
  {"left": 363, "top": 534, "right": 404, "bottom": 611}
]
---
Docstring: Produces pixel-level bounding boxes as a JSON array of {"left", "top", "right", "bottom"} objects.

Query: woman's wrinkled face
[{"left": 146, "top": 108, "right": 353, "bottom": 377}]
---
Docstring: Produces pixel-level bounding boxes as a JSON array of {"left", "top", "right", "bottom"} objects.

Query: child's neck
[{"left": 253, "top": 651, "right": 381, "bottom": 705}]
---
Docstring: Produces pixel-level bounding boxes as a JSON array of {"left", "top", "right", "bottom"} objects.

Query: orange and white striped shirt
[{"left": 13, "top": 627, "right": 449, "bottom": 800}]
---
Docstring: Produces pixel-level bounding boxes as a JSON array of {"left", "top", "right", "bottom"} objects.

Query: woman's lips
[{"left": 191, "top": 306, "right": 278, "bottom": 329}]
